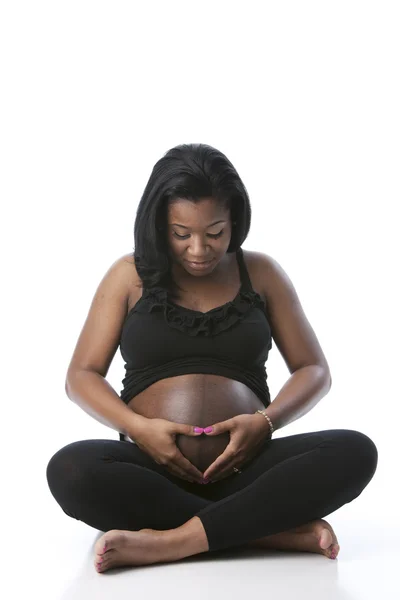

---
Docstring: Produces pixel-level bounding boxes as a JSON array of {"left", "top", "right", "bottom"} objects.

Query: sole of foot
[{"left": 248, "top": 518, "right": 340, "bottom": 560}]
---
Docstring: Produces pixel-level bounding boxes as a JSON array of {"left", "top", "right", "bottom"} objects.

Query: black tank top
[{"left": 118, "top": 247, "right": 273, "bottom": 441}]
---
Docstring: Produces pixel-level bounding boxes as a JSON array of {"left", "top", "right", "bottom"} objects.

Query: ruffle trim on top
[{"left": 135, "top": 285, "right": 267, "bottom": 337}]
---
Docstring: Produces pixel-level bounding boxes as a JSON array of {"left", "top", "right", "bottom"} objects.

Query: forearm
[
  {"left": 65, "top": 370, "right": 148, "bottom": 438},
  {"left": 260, "top": 365, "right": 332, "bottom": 432}
]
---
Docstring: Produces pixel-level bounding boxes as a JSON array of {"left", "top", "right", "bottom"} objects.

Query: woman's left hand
[{"left": 202, "top": 413, "right": 270, "bottom": 482}]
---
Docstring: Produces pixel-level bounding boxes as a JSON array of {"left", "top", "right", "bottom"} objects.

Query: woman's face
[{"left": 166, "top": 197, "right": 233, "bottom": 278}]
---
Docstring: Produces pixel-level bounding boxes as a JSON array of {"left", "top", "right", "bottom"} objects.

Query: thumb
[
  {"left": 203, "top": 420, "right": 230, "bottom": 435},
  {"left": 179, "top": 424, "right": 204, "bottom": 436}
]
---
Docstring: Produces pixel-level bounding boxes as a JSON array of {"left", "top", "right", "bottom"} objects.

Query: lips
[{"left": 185, "top": 258, "right": 215, "bottom": 269}]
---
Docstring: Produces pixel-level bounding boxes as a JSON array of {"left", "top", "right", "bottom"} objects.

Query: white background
[{"left": 1, "top": 1, "right": 399, "bottom": 598}]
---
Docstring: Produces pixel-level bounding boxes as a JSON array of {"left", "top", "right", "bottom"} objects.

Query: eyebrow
[{"left": 171, "top": 220, "right": 227, "bottom": 229}]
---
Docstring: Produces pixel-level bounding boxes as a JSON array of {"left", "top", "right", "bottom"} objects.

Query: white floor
[{"left": 13, "top": 472, "right": 399, "bottom": 600}]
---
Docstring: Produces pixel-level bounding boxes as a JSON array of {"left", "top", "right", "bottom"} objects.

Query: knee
[
  {"left": 46, "top": 440, "right": 97, "bottom": 501},
  {"left": 334, "top": 429, "right": 378, "bottom": 479}
]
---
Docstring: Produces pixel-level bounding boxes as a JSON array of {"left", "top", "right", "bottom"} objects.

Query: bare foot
[
  {"left": 93, "top": 518, "right": 340, "bottom": 572},
  {"left": 94, "top": 528, "right": 178, "bottom": 573},
  {"left": 246, "top": 518, "right": 340, "bottom": 560}
]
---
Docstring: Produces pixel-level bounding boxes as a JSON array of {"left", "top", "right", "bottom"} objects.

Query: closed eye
[{"left": 173, "top": 230, "right": 224, "bottom": 240}]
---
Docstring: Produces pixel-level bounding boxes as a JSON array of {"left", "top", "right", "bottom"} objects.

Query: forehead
[{"left": 167, "top": 198, "right": 229, "bottom": 222}]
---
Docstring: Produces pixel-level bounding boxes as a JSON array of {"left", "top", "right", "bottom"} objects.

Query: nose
[{"left": 188, "top": 239, "right": 211, "bottom": 256}]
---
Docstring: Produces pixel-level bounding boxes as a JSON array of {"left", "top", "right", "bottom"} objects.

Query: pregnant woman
[{"left": 46, "top": 143, "right": 378, "bottom": 573}]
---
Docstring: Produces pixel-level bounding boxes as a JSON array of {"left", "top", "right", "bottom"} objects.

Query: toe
[
  {"left": 95, "top": 529, "right": 121, "bottom": 556},
  {"left": 95, "top": 549, "right": 105, "bottom": 562},
  {"left": 94, "top": 555, "right": 104, "bottom": 568},
  {"left": 96, "top": 554, "right": 113, "bottom": 572},
  {"left": 330, "top": 543, "right": 340, "bottom": 559},
  {"left": 319, "top": 528, "right": 333, "bottom": 550},
  {"left": 95, "top": 536, "right": 108, "bottom": 556}
]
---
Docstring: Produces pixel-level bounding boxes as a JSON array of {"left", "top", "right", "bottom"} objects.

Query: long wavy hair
[{"left": 132, "top": 143, "right": 252, "bottom": 300}]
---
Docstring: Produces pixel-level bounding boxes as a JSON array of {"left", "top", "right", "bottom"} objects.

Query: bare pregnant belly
[{"left": 126, "top": 374, "right": 266, "bottom": 472}]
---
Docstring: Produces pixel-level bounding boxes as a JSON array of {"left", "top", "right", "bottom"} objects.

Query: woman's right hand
[{"left": 133, "top": 417, "right": 205, "bottom": 484}]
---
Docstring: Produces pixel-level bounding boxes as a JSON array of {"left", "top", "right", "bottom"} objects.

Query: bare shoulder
[
  {"left": 118, "top": 252, "right": 143, "bottom": 308},
  {"left": 118, "top": 252, "right": 139, "bottom": 278},
  {"left": 242, "top": 248, "right": 296, "bottom": 307},
  {"left": 245, "top": 249, "right": 332, "bottom": 374},
  {"left": 241, "top": 249, "right": 266, "bottom": 267},
  {"left": 119, "top": 251, "right": 135, "bottom": 267},
  {"left": 102, "top": 252, "right": 142, "bottom": 308},
  {"left": 241, "top": 249, "right": 272, "bottom": 300},
  {"left": 243, "top": 249, "right": 283, "bottom": 296},
  {"left": 65, "top": 252, "right": 141, "bottom": 378}
]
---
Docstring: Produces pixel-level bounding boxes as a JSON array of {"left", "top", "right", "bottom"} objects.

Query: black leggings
[{"left": 46, "top": 428, "right": 378, "bottom": 553}]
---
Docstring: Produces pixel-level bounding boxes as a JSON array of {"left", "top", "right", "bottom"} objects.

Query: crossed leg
[
  {"left": 93, "top": 515, "right": 341, "bottom": 572},
  {"left": 46, "top": 429, "right": 377, "bottom": 573},
  {"left": 91, "top": 428, "right": 377, "bottom": 572}
]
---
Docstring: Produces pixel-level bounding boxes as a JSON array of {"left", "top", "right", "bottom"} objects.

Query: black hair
[{"left": 132, "top": 143, "right": 252, "bottom": 299}]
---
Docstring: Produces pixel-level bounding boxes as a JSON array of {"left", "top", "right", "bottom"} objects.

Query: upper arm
[
  {"left": 257, "top": 252, "right": 332, "bottom": 377},
  {"left": 65, "top": 253, "right": 137, "bottom": 380}
]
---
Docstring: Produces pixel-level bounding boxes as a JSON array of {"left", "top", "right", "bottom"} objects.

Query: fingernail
[
  {"left": 204, "top": 427, "right": 213, "bottom": 433},
  {"left": 194, "top": 427, "right": 204, "bottom": 433},
  {"left": 203, "top": 477, "right": 210, "bottom": 483}
]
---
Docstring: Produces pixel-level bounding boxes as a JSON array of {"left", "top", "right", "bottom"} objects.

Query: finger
[
  {"left": 212, "top": 451, "right": 258, "bottom": 482},
  {"left": 166, "top": 466, "right": 196, "bottom": 482},
  {"left": 165, "top": 456, "right": 201, "bottom": 482},
  {"left": 174, "top": 452, "right": 204, "bottom": 483},
  {"left": 203, "top": 450, "right": 235, "bottom": 481},
  {"left": 203, "top": 419, "right": 232, "bottom": 436},
  {"left": 211, "top": 460, "right": 239, "bottom": 482}
]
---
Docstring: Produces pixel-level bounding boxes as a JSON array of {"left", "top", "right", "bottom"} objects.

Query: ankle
[{"left": 168, "top": 517, "right": 209, "bottom": 557}]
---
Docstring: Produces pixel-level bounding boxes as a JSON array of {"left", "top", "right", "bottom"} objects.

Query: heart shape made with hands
[{"left": 192, "top": 414, "right": 269, "bottom": 482}]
